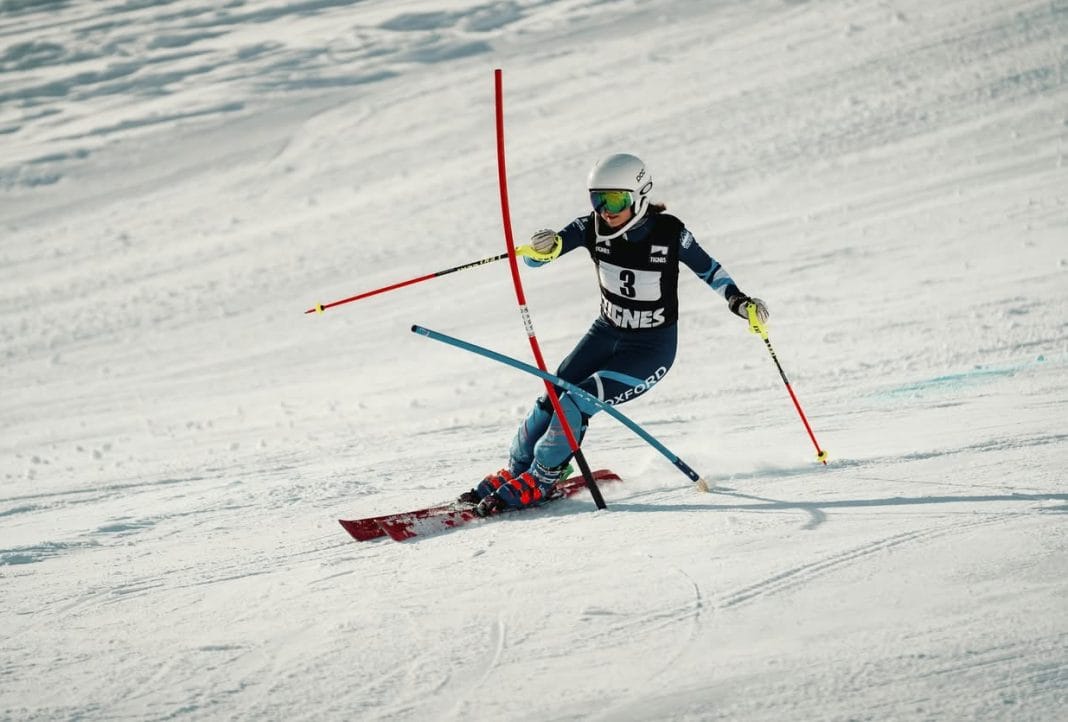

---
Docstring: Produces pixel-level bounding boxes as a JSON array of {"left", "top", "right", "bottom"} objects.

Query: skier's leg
[
  {"left": 493, "top": 391, "right": 594, "bottom": 509},
  {"left": 481, "top": 324, "right": 676, "bottom": 510},
  {"left": 522, "top": 324, "right": 679, "bottom": 497},
  {"left": 506, "top": 395, "right": 553, "bottom": 476},
  {"left": 505, "top": 319, "right": 616, "bottom": 475}
]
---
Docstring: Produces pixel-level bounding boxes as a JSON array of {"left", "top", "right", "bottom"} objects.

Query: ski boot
[
  {"left": 474, "top": 493, "right": 503, "bottom": 517},
  {"left": 458, "top": 468, "right": 515, "bottom": 507}
]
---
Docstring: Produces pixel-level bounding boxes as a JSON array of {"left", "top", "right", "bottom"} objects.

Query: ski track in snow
[
  {"left": 715, "top": 514, "right": 1018, "bottom": 610},
  {"left": 2, "top": 0, "right": 1067, "bottom": 719}
]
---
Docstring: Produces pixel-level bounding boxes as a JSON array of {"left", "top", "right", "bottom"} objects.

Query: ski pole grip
[
  {"left": 746, "top": 302, "right": 768, "bottom": 338},
  {"left": 515, "top": 243, "right": 561, "bottom": 263}
]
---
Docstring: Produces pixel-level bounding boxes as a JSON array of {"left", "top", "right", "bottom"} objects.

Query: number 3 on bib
[{"left": 599, "top": 262, "right": 661, "bottom": 302}]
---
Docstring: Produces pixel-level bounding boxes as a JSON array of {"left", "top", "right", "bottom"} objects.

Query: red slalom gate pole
[{"left": 494, "top": 69, "right": 606, "bottom": 509}]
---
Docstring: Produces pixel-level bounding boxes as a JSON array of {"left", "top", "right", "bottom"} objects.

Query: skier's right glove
[{"left": 524, "top": 229, "right": 562, "bottom": 262}]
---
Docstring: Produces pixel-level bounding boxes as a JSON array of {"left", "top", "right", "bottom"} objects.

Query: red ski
[{"left": 339, "top": 469, "right": 620, "bottom": 542}]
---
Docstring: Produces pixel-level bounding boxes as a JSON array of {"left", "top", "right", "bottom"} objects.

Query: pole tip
[
  {"left": 817, "top": 450, "right": 829, "bottom": 464},
  {"left": 695, "top": 478, "right": 712, "bottom": 493}
]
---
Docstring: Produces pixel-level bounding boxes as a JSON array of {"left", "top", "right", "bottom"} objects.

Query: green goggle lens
[{"left": 590, "top": 190, "right": 632, "bottom": 214}]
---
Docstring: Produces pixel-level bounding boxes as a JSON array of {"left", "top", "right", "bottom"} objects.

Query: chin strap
[{"left": 593, "top": 206, "right": 650, "bottom": 241}]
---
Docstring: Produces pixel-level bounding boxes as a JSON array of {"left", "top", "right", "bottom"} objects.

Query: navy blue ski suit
[{"left": 489, "top": 207, "right": 747, "bottom": 507}]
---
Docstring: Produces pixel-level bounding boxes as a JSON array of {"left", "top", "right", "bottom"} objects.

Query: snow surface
[{"left": 2, "top": 0, "right": 1067, "bottom": 719}]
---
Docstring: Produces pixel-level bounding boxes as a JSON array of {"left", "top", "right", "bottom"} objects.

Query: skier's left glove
[{"left": 728, "top": 293, "right": 769, "bottom": 324}]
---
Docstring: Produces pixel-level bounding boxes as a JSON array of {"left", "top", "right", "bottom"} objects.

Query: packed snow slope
[{"left": 2, "top": 0, "right": 1066, "bottom": 719}]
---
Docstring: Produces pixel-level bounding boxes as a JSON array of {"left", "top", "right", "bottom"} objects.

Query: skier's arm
[{"left": 679, "top": 228, "right": 769, "bottom": 322}]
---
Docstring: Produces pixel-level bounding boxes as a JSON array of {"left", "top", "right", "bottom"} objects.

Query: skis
[{"left": 339, "top": 469, "right": 621, "bottom": 542}]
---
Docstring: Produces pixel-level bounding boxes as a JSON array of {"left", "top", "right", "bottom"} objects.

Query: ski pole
[
  {"left": 304, "top": 245, "right": 552, "bottom": 315},
  {"left": 494, "top": 68, "right": 605, "bottom": 508},
  {"left": 746, "top": 302, "right": 828, "bottom": 464}
]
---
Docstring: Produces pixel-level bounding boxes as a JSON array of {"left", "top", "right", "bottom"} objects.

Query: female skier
[{"left": 463, "top": 153, "right": 768, "bottom": 516}]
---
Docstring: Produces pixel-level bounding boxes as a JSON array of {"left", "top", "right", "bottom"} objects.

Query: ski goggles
[{"left": 590, "top": 190, "right": 633, "bottom": 214}]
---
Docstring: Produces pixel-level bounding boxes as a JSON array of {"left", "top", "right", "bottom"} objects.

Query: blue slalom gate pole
[{"left": 411, "top": 324, "right": 713, "bottom": 491}]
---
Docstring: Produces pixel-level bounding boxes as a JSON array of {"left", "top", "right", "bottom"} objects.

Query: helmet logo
[{"left": 635, "top": 168, "right": 646, "bottom": 183}]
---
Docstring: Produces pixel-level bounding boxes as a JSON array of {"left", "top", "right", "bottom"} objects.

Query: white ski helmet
[{"left": 586, "top": 153, "right": 653, "bottom": 239}]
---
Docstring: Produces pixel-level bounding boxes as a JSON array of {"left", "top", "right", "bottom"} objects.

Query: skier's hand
[
  {"left": 530, "top": 229, "right": 559, "bottom": 253},
  {"left": 728, "top": 294, "right": 769, "bottom": 324},
  {"left": 529, "top": 229, "right": 562, "bottom": 257}
]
